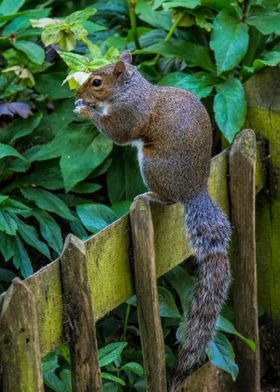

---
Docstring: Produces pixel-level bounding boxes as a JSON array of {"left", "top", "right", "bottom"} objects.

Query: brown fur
[{"left": 74, "top": 55, "right": 231, "bottom": 390}]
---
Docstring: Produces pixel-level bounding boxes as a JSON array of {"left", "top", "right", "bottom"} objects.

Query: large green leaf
[
  {"left": 20, "top": 187, "right": 75, "bottom": 221},
  {"left": 107, "top": 147, "right": 147, "bottom": 203},
  {"left": 136, "top": 0, "right": 172, "bottom": 30},
  {"left": 214, "top": 77, "right": 246, "bottom": 142},
  {"left": 134, "top": 41, "right": 216, "bottom": 72},
  {"left": 247, "top": 6, "right": 280, "bottom": 35},
  {"left": 13, "top": 40, "right": 45, "bottom": 65},
  {"left": 65, "top": 7, "right": 96, "bottom": 23},
  {"left": 122, "top": 362, "right": 144, "bottom": 377},
  {"left": 15, "top": 217, "right": 51, "bottom": 259},
  {"left": 35, "top": 72, "right": 74, "bottom": 100},
  {"left": 158, "top": 71, "right": 216, "bottom": 98},
  {"left": 60, "top": 128, "right": 113, "bottom": 192},
  {"left": 76, "top": 203, "right": 118, "bottom": 233},
  {"left": 206, "top": 332, "right": 239, "bottom": 381},
  {"left": 13, "top": 236, "right": 33, "bottom": 278},
  {"left": 101, "top": 373, "right": 126, "bottom": 386},
  {"left": 0, "top": 113, "right": 42, "bottom": 144},
  {"left": 99, "top": 342, "right": 128, "bottom": 367},
  {"left": 216, "top": 315, "right": 256, "bottom": 351},
  {"left": 0, "top": 210, "right": 17, "bottom": 235},
  {"left": 251, "top": 45, "right": 280, "bottom": 72},
  {"left": 32, "top": 210, "right": 63, "bottom": 255},
  {"left": 210, "top": 9, "right": 249, "bottom": 74},
  {"left": 0, "top": 0, "right": 24, "bottom": 15},
  {"left": 0, "top": 143, "right": 26, "bottom": 161},
  {"left": 0, "top": 232, "right": 15, "bottom": 261},
  {"left": 158, "top": 286, "right": 181, "bottom": 318}
]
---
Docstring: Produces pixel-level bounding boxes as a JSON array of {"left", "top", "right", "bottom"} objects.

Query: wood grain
[
  {"left": 229, "top": 129, "right": 261, "bottom": 392},
  {"left": 61, "top": 234, "right": 102, "bottom": 392},
  {"left": 130, "top": 196, "right": 167, "bottom": 392},
  {"left": 0, "top": 278, "right": 43, "bottom": 392}
]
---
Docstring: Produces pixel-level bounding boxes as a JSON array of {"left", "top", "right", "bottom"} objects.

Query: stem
[
  {"left": 128, "top": 0, "right": 140, "bottom": 49},
  {"left": 122, "top": 304, "right": 131, "bottom": 338},
  {"left": 165, "top": 12, "right": 184, "bottom": 42},
  {"left": 153, "top": 12, "right": 184, "bottom": 63}
]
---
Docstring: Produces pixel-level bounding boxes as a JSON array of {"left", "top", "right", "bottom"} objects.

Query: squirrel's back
[{"left": 141, "top": 86, "right": 212, "bottom": 202}]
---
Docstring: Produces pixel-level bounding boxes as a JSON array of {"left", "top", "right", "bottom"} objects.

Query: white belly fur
[{"left": 131, "top": 140, "right": 145, "bottom": 180}]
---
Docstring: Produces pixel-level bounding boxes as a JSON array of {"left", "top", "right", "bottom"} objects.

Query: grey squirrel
[{"left": 74, "top": 51, "right": 231, "bottom": 391}]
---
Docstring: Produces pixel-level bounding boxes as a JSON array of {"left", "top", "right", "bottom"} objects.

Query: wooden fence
[{"left": 0, "top": 68, "right": 279, "bottom": 392}]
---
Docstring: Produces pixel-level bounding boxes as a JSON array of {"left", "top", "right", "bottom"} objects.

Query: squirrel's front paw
[{"left": 73, "top": 99, "right": 95, "bottom": 118}]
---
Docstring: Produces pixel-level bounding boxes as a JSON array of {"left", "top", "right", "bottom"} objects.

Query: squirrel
[{"left": 74, "top": 51, "right": 231, "bottom": 391}]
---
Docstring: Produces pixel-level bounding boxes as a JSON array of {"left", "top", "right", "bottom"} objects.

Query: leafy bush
[{"left": 0, "top": 0, "right": 277, "bottom": 387}]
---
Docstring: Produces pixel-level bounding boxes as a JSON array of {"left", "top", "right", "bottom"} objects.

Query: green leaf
[
  {"left": 103, "top": 383, "right": 122, "bottom": 392},
  {"left": 101, "top": 372, "right": 126, "bottom": 386},
  {"left": 60, "top": 129, "right": 113, "bottom": 192},
  {"left": 0, "top": 268, "right": 17, "bottom": 282},
  {"left": 13, "top": 40, "right": 45, "bottom": 65},
  {"left": 42, "top": 352, "right": 59, "bottom": 373},
  {"left": 214, "top": 77, "right": 246, "bottom": 142},
  {"left": 99, "top": 342, "right": 128, "bottom": 367},
  {"left": 163, "top": 1, "right": 202, "bottom": 10},
  {"left": 158, "top": 286, "right": 181, "bottom": 318},
  {"left": 0, "top": 113, "right": 42, "bottom": 144},
  {"left": 210, "top": 9, "right": 249, "bottom": 74},
  {"left": 0, "top": 232, "right": 15, "bottom": 261},
  {"left": 0, "top": 0, "right": 24, "bottom": 15},
  {"left": 158, "top": 72, "right": 216, "bottom": 98},
  {"left": 72, "top": 182, "right": 102, "bottom": 194},
  {"left": 134, "top": 41, "right": 215, "bottom": 72},
  {"left": 65, "top": 7, "right": 96, "bottom": 23},
  {"left": 0, "top": 143, "right": 26, "bottom": 161},
  {"left": 206, "top": 332, "right": 239, "bottom": 381},
  {"left": 35, "top": 72, "right": 74, "bottom": 100},
  {"left": 247, "top": 6, "right": 280, "bottom": 35},
  {"left": 111, "top": 200, "right": 131, "bottom": 217},
  {"left": 76, "top": 203, "right": 118, "bottom": 234},
  {"left": 165, "top": 265, "right": 196, "bottom": 313},
  {"left": 216, "top": 315, "right": 256, "bottom": 351},
  {"left": 122, "top": 362, "right": 144, "bottom": 377},
  {"left": 13, "top": 236, "right": 33, "bottom": 278},
  {"left": 0, "top": 211, "right": 17, "bottom": 235},
  {"left": 59, "top": 369, "right": 71, "bottom": 391},
  {"left": 57, "top": 51, "right": 89, "bottom": 71},
  {"left": 251, "top": 46, "right": 280, "bottom": 72},
  {"left": 15, "top": 217, "right": 51, "bottom": 259},
  {"left": 136, "top": 0, "right": 172, "bottom": 30},
  {"left": 20, "top": 187, "right": 75, "bottom": 221},
  {"left": 32, "top": 210, "right": 63, "bottom": 254},
  {"left": 107, "top": 147, "right": 147, "bottom": 203}
]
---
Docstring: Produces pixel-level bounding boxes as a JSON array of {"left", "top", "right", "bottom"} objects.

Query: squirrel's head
[{"left": 75, "top": 51, "right": 134, "bottom": 116}]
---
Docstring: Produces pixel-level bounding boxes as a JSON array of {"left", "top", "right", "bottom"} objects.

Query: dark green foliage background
[{"left": 0, "top": 0, "right": 278, "bottom": 390}]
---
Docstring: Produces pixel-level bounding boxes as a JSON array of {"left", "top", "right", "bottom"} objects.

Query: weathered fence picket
[
  {"left": 0, "top": 278, "right": 43, "bottom": 391},
  {"left": 61, "top": 234, "right": 102, "bottom": 392},
  {"left": 230, "top": 129, "right": 261, "bottom": 392},
  {"left": 130, "top": 197, "right": 168, "bottom": 392}
]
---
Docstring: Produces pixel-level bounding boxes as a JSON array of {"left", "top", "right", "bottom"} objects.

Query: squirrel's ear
[
  {"left": 120, "top": 50, "right": 132, "bottom": 64},
  {"left": 113, "top": 61, "right": 126, "bottom": 79}
]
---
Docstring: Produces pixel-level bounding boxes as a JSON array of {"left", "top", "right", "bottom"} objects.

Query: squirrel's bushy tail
[{"left": 170, "top": 191, "right": 231, "bottom": 391}]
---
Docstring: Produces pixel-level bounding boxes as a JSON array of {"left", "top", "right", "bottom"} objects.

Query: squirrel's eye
[{"left": 92, "top": 78, "right": 102, "bottom": 87}]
